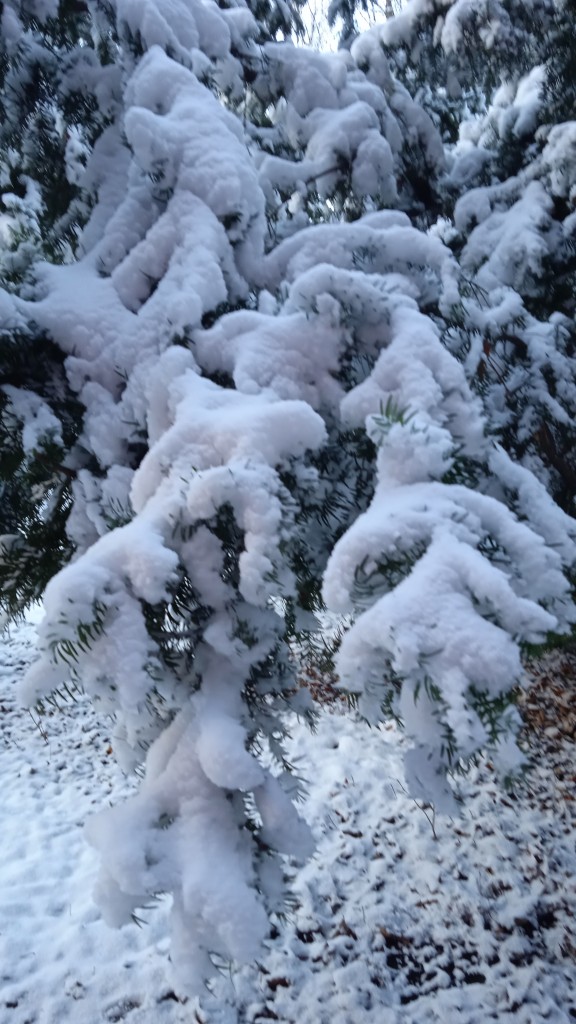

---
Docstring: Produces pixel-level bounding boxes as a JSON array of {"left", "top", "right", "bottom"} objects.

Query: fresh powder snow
[{"left": 1, "top": 615, "right": 575, "bottom": 1022}]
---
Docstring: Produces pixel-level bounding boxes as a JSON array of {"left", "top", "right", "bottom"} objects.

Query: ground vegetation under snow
[{"left": 1, "top": 619, "right": 575, "bottom": 1023}]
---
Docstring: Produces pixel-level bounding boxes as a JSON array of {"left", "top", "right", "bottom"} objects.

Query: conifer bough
[{"left": 0, "top": 0, "right": 574, "bottom": 993}]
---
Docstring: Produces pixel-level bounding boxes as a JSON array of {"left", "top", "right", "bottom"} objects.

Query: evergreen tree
[
  {"left": 369, "top": 0, "right": 576, "bottom": 510},
  {"left": 0, "top": 0, "right": 575, "bottom": 994},
  {"left": 0, "top": 0, "right": 116, "bottom": 615}
]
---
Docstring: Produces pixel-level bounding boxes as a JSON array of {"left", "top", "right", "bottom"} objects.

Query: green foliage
[
  {"left": 542, "top": 0, "right": 576, "bottom": 123},
  {"left": 0, "top": 3, "right": 122, "bottom": 617},
  {"left": 0, "top": 2, "right": 110, "bottom": 269},
  {"left": 0, "top": 327, "right": 84, "bottom": 618},
  {"left": 351, "top": 544, "right": 426, "bottom": 608},
  {"left": 369, "top": 396, "right": 413, "bottom": 441},
  {"left": 47, "top": 598, "right": 108, "bottom": 667},
  {"left": 140, "top": 564, "right": 211, "bottom": 679}
]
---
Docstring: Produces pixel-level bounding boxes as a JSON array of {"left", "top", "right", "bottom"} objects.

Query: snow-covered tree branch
[{"left": 0, "top": 0, "right": 575, "bottom": 994}]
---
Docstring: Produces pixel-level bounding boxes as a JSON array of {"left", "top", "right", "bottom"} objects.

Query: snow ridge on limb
[
  {"left": 16, "top": 12, "right": 324, "bottom": 983},
  {"left": 198, "top": 217, "right": 575, "bottom": 811},
  {"left": 0, "top": 0, "right": 574, "bottom": 995}
]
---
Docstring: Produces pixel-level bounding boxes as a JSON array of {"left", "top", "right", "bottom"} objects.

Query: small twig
[
  {"left": 395, "top": 778, "right": 438, "bottom": 839},
  {"left": 301, "top": 162, "right": 343, "bottom": 187},
  {"left": 29, "top": 708, "right": 48, "bottom": 743}
]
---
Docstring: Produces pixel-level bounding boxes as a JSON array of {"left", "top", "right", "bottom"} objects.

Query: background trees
[
  {"left": 0, "top": 0, "right": 574, "bottom": 993},
  {"left": 375, "top": 0, "right": 576, "bottom": 510}
]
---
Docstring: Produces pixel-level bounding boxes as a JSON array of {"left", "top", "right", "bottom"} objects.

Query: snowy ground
[{"left": 1, "top": 617, "right": 575, "bottom": 1024}]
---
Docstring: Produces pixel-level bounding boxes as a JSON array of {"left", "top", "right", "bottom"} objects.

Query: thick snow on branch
[{"left": 2, "top": 0, "right": 574, "bottom": 993}]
